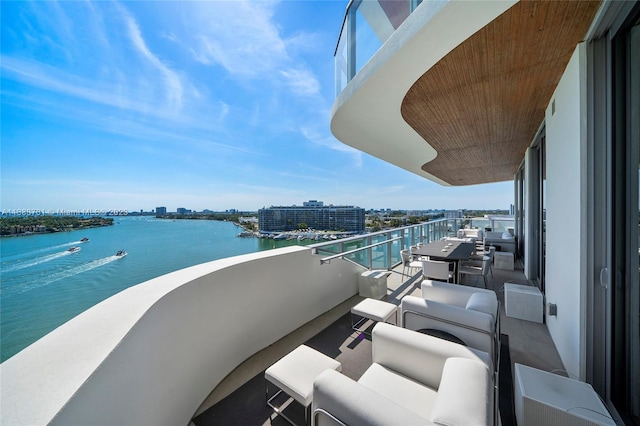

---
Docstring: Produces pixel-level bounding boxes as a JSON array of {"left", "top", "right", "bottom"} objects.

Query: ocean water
[{"left": 0, "top": 216, "right": 311, "bottom": 362}]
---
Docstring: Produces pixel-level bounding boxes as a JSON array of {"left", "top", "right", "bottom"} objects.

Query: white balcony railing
[{"left": 313, "top": 217, "right": 464, "bottom": 270}]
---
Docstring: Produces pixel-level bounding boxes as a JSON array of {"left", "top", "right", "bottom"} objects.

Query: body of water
[{"left": 0, "top": 216, "right": 313, "bottom": 362}]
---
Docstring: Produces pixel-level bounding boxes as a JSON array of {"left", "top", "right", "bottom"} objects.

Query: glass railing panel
[
  {"left": 334, "top": 23, "right": 348, "bottom": 96},
  {"left": 354, "top": 4, "right": 385, "bottom": 73},
  {"left": 334, "top": 0, "right": 445, "bottom": 97},
  {"left": 491, "top": 220, "right": 515, "bottom": 234},
  {"left": 343, "top": 239, "right": 369, "bottom": 268},
  {"left": 371, "top": 240, "right": 388, "bottom": 269},
  {"left": 334, "top": 0, "right": 413, "bottom": 96},
  {"left": 314, "top": 242, "right": 344, "bottom": 255},
  {"left": 314, "top": 219, "right": 453, "bottom": 270},
  {"left": 467, "top": 217, "right": 515, "bottom": 233},
  {"left": 470, "top": 219, "right": 491, "bottom": 231}
]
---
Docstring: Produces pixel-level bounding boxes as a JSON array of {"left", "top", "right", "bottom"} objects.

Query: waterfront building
[
  {"left": 155, "top": 206, "right": 167, "bottom": 215},
  {"left": 444, "top": 210, "right": 463, "bottom": 219},
  {"left": 2, "top": 2, "right": 638, "bottom": 426},
  {"left": 258, "top": 201, "right": 364, "bottom": 233}
]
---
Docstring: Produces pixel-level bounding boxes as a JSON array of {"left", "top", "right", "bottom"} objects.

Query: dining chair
[
  {"left": 468, "top": 247, "right": 495, "bottom": 278},
  {"left": 421, "top": 259, "right": 454, "bottom": 283},
  {"left": 401, "top": 249, "right": 422, "bottom": 277},
  {"left": 459, "top": 256, "right": 491, "bottom": 288}
]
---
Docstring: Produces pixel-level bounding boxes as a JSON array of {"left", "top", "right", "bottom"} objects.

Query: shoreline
[{"left": 0, "top": 216, "right": 114, "bottom": 238}]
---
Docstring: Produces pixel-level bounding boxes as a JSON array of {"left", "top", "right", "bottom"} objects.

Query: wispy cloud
[
  {"left": 1, "top": 56, "right": 143, "bottom": 111},
  {"left": 186, "top": 1, "right": 323, "bottom": 101},
  {"left": 189, "top": 1, "right": 287, "bottom": 77},
  {"left": 279, "top": 68, "right": 320, "bottom": 97},
  {"left": 300, "top": 126, "right": 363, "bottom": 167},
  {"left": 118, "top": 4, "right": 184, "bottom": 110}
]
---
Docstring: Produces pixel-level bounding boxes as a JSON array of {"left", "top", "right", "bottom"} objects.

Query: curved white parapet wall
[
  {"left": 330, "top": 0, "right": 516, "bottom": 184},
  {"left": 0, "top": 246, "right": 361, "bottom": 425}
]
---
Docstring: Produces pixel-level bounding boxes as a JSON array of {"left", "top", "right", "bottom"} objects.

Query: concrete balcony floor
[{"left": 191, "top": 255, "right": 564, "bottom": 425}]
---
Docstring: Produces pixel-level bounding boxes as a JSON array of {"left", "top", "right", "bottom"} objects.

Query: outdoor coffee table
[{"left": 265, "top": 344, "right": 342, "bottom": 426}]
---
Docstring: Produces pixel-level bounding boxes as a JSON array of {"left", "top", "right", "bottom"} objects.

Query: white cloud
[
  {"left": 189, "top": 1, "right": 287, "bottom": 78},
  {"left": 279, "top": 68, "right": 320, "bottom": 97},
  {"left": 300, "top": 126, "right": 363, "bottom": 168},
  {"left": 186, "top": 1, "right": 322, "bottom": 101},
  {"left": 119, "top": 6, "right": 184, "bottom": 110}
]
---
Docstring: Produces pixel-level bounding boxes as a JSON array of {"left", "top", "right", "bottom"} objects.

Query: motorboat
[
  {"left": 80, "top": 237, "right": 89, "bottom": 242},
  {"left": 115, "top": 250, "right": 127, "bottom": 258},
  {"left": 67, "top": 246, "right": 81, "bottom": 253}
]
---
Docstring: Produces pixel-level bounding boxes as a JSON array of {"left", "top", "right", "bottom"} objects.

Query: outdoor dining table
[{"left": 411, "top": 240, "right": 475, "bottom": 283}]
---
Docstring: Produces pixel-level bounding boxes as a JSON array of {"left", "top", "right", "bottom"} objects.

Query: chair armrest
[
  {"left": 421, "top": 280, "right": 497, "bottom": 307},
  {"left": 371, "top": 323, "right": 490, "bottom": 390},
  {"left": 430, "top": 357, "right": 493, "bottom": 426},
  {"left": 312, "top": 369, "right": 432, "bottom": 426}
]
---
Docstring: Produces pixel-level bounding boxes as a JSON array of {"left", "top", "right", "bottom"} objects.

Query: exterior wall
[
  {"left": 543, "top": 44, "right": 587, "bottom": 379},
  {"left": 0, "top": 246, "right": 361, "bottom": 426}
]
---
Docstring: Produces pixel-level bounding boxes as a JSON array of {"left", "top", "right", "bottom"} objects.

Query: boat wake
[
  {"left": 2, "top": 255, "right": 122, "bottom": 296},
  {"left": 3, "top": 249, "right": 79, "bottom": 272},
  {"left": 41, "top": 256, "right": 120, "bottom": 286},
  {"left": 1, "top": 240, "right": 85, "bottom": 263}
]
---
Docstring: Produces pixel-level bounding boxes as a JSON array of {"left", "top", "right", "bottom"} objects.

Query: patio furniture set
[
  {"left": 264, "top": 276, "right": 501, "bottom": 426},
  {"left": 263, "top": 236, "right": 520, "bottom": 426}
]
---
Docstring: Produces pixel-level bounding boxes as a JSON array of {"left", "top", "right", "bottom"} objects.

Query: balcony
[
  {"left": 191, "top": 239, "right": 563, "bottom": 425},
  {"left": 0, "top": 219, "right": 565, "bottom": 425}
]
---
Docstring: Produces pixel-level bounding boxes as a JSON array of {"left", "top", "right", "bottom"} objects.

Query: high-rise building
[
  {"left": 155, "top": 207, "right": 167, "bottom": 215},
  {"left": 444, "top": 210, "right": 463, "bottom": 219},
  {"left": 258, "top": 201, "right": 364, "bottom": 233}
]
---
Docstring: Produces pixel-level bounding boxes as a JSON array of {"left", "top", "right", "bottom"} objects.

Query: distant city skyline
[{"left": 1, "top": 1, "right": 514, "bottom": 212}]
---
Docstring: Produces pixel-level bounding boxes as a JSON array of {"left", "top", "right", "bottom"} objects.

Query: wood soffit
[{"left": 401, "top": 0, "right": 601, "bottom": 186}]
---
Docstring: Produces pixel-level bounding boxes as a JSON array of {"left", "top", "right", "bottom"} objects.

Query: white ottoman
[
  {"left": 265, "top": 345, "right": 342, "bottom": 426},
  {"left": 351, "top": 298, "right": 398, "bottom": 335},
  {"left": 505, "top": 283, "right": 543, "bottom": 323},
  {"left": 494, "top": 251, "right": 514, "bottom": 270}
]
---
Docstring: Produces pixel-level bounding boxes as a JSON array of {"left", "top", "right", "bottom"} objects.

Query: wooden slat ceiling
[{"left": 401, "top": 0, "right": 601, "bottom": 186}]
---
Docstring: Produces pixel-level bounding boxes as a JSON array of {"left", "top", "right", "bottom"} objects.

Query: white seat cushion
[
  {"left": 358, "top": 363, "right": 439, "bottom": 420},
  {"left": 351, "top": 298, "right": 397, "bottom": 323}
]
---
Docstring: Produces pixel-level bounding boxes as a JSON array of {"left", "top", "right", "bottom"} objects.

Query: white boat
[
  {"left": 115, "top": 250, "right": 127, "bottom": 258},
  {"left": 273, "top": 234, "right": 287, "bottom": 240},
  {"left": 67, "top": 246, "right": 81, "bottom": 253}
]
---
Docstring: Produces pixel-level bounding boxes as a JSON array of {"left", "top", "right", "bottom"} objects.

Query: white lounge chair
[
  {"left": 400, "top": 280, "right": 499, "bottom": 368},
  {"left": 312, "top": 323, "right": 494, "bottom": 426}
]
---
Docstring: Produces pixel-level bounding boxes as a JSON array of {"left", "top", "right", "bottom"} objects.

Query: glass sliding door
[
  {"left": 588, "top": 4, "right": 639, "bottom": 423},
  {"left": 515, "top": 165, "right": 525, "bottom": 260},
  {"left": 526, "top": 129, "right": 546, "bottom": 291},
  {"left": 610, "top": 20, "right": 639, "bottom": 424}
]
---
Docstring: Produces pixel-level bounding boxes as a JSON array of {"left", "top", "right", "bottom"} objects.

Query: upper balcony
[{"left": 331, "top": 0, "right": 601, "bottom": 186}]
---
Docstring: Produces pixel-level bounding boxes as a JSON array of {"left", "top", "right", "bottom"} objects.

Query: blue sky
[{"left": 1, "top": 0, "right": 513, "bottom": 213}]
